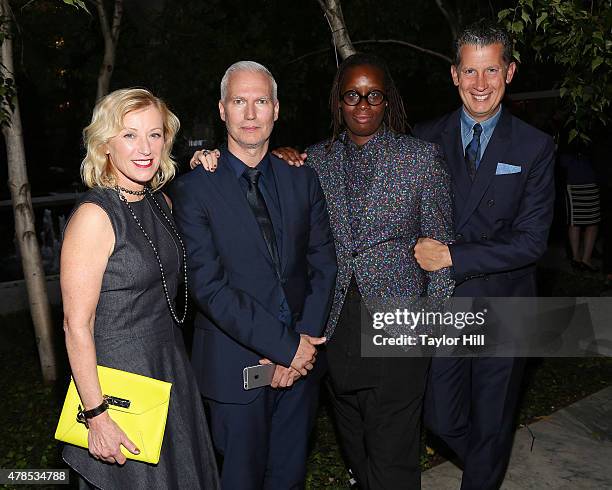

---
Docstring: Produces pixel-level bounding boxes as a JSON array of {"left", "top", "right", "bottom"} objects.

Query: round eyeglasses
[{"left": 342, "top": 90, "right": 386, "bottom": 106}]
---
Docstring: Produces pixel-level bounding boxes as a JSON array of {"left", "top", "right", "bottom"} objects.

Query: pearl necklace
[
  {"left": 115, "top": 186, "right": 188, "bottom": 324},
  {"left": 116, "top": 185, "right": 147, "bottom": 196}
]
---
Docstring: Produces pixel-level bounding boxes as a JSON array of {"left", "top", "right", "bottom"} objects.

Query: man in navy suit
[
  {"left": 170, "top": 61, "right": 337, "bottom": 489},
  {"left": 413, "top": 21, "right": 555, "bottom": 489}
]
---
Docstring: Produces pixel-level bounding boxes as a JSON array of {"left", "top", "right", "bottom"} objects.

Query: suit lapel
[
  {"left": 441, "top": 110, "right": 471, "bottom": 209},
  {"left": 270, "top": 156, "right": 292, "bottom": 276},
  {"left": 456, "top": 109, "right": 512, "bottom": 230},
  {"left": 212, "top": 154, "right": 275, "bottom": 269}
]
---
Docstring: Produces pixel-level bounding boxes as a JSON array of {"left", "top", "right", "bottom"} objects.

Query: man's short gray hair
[
  {"left": 454, "top": 20, "right": 513, "bottom": 67},
  {"left": 220, "top": 61, "right": 278, "bottom": 101}
]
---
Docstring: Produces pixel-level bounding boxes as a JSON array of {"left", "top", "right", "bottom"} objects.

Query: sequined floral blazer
[{"left": 305, "top": 128, "right": 455, "bottom": 339}]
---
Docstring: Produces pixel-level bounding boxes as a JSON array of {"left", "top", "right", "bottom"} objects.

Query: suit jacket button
[
  {"left": 487, "top": 199, "right": 495, "bottom": 207},
  {"left": 456, "top": 233, "right": 463, "bottom": 240},
  {"left": 481, "top": 233, "right": 488, "bottom": 240}
]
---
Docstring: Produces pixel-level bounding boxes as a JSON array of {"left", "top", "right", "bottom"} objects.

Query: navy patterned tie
[
  {"left": 243, "top": 168, "right": 280, "bottom": 274},
  {"left": 465, "top": 123, "right": 483, "bottom": 180}
]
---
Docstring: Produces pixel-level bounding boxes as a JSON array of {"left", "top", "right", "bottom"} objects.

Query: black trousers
[{"left": 326, "top": 278, "right": 430, "bottom": 490}]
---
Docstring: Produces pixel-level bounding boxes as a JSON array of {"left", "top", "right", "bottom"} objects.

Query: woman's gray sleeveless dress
[{"left": 62, "top": 187, "right": 219, "bottom": 490}]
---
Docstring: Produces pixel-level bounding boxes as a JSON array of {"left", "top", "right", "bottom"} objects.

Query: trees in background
[
  {"left": 3, "top": 0, "right": 610, "bottom": 381},
  {"left": 317, "top": 0, "right": 357, "bottom": 60},
  {"left": 91, "top": 0, "right": 123, "bottom": 99},
  {"left": 499, "top": 0, "right": 612, "bottom": 142},
  {"left": 1, "top": 0, "right": 88, "bottom": 382},
  {"left": 315, "top": 0, "right": 611, "bottom": 142},
  {"left": 315, "top": 0, "right": 458, "bottom": 64}
]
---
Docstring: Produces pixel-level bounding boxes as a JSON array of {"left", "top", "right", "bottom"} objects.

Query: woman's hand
[
  {"left": 190, "top": 149, "right": 221, "bottom": 171},
  {"left": 87, "top": 412, "right": 140, "bottom": 465},
  {"left": 271, "top": 147, "right": 307, "bottom": 166}
]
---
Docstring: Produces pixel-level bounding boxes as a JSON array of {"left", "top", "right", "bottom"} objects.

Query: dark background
[
  {"left": 1, "top": 0, "right": 564, "bottom": 196},
  {"left": 0, "top": 4, "right": 610, "bottom": 484},
  {"left": 0, "top": 0, "right": 579, "bottom": 280}
]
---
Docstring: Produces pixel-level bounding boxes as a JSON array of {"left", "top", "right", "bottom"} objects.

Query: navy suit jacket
[
  {"left": 413, "top": 107, "right": 555, "bottom": 296},
  {"left": 170, "top": 152, "right": 337, "bottom": 403}
]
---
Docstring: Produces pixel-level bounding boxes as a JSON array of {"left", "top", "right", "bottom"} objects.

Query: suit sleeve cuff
[
  {"left": 448, "top": 242, "right": 463, "bottom": 281},
  {"left": 276, "top": 330, "right": 301, "bottom": 368}
]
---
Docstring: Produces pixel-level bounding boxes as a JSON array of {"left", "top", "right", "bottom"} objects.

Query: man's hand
[
  {"left": 272, "top": 147, "right": 307, "bottom": 166},
  {"left": 190, "top": 148, "right": 220, "bottom": 171},
  {"left": 274, "top": 365, "right": 301, "bottom": 388},
  {"left": 290, "top": 334, "right": 325, "bottom": 375},
  {"left": 414, "top": 237, "right": 453, "bottom": 271},
  {"left": 259, "top": 358, "right": 301, "bottom": 388}
]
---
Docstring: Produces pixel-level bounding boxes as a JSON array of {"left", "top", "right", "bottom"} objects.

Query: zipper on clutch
[{"left": 104, "top": 394, "right": 131, "bottom": 409}]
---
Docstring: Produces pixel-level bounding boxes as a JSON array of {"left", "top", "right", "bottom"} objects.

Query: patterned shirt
[{"left": 341, "top": 129, "right": 385, "bottom": 241}]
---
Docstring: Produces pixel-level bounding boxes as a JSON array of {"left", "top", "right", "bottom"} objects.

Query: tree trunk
[
  {"left": 435, "top": 0, "right": 460, "bottom": 40},
  {"left": 1, "top": 0, "right": 57, "bottom": 382},
  {"left": 95, "top": 0, "right": 123, "bottom": 99},
  {"left": 318, "top": 0, "right": 356, "bottom": 60}
]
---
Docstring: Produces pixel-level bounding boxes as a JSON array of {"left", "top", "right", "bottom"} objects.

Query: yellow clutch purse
[{"left": 55, "top": 365, "right": 172, "bottom": 464}]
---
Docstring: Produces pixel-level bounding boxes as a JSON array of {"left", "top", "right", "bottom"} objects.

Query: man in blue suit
[
  {"left": 413, "top": 21, "right": 555, "bottom": 489},
  {"left": 170, "top": 61, "right": 337, "bottom": 489}
]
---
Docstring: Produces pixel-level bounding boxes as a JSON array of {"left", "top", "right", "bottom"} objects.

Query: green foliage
[
  {"left": 305, "top": 405, "right": 349, "bottom": 488},
  {"left": 0, "top": 309, "right": 68, "bottom": 490},
  {"left": 499, "top": 0, "right": 612, "bottom": 143}
]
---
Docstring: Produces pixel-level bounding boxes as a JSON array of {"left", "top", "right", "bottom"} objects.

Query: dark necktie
[
  {"left": 243, "top": 167, "right": 280, "bottom": 274},
  {"left": 465, "top": 123, "right": 483, "bottom": 180}
]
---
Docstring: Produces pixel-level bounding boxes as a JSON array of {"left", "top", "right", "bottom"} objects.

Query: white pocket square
[{"left": 496, "top": 162, "right": 521, "bottom": 175}]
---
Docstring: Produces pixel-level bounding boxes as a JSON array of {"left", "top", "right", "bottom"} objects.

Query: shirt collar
[
  {"left": 460, "top": 105, "right": 502, "bottom": 139},
  {"left": 223, "top": 148, "right": 271, "bottom": 180}
]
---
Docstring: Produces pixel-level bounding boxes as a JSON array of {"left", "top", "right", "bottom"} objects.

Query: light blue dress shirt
[{"left": 460, "top": 106, "right": 503, "bottom": 167}]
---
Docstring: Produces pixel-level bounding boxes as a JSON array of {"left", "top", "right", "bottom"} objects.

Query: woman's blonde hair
[{"left": 81, "top": 88, "right": 181, "bottom": 191}]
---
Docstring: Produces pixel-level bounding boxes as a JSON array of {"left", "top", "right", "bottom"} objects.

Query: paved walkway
[{"left": 422, "top": 386, "right": 612, "bottom": 489}]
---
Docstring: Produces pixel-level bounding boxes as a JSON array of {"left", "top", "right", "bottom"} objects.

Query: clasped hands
[{"left": 260, "top": 333, "right": 325, "bottom": 389}]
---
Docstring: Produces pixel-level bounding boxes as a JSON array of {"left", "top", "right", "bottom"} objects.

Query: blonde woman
[{"left": 61, "top": 88, "right": 219, "bottom": 489}]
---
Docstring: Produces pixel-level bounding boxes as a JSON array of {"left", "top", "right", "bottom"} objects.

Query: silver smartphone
[{"left": 243, "top": 363, "right": 276, "bottom": 390}]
